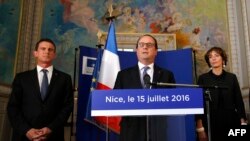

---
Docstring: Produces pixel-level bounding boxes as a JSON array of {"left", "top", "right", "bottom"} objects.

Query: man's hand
[
  {"left": 39, "top": 127, "right": 52, "bottom": 137},
  {"left": 25, "top": 128, "right": 43, "bottom": 140},
  {"left": 32, "top": 127, "right": 52, "bottom": 141}
]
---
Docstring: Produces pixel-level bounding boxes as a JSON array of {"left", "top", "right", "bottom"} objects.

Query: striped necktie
[{"left": 142, "top": 66, "right": 150, "bottom": 88}]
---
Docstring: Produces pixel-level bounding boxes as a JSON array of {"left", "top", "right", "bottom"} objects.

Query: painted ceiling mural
[
  {"left": 0, "top": 0, "right": 21, "bottom": 84},
  {"left": 45, "top": 0, "right": 228, "bottom": 80},
  {"left": 0, "top": 0, "right": 228, "bottom": 84}
]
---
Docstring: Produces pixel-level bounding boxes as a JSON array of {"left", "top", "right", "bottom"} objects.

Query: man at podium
[{"left": 114, "top": 34, "right": 176, "bottom": 141}]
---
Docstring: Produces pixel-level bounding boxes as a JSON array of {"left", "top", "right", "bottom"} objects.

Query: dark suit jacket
[
  {"left": 114, "top": 64, "right": 175, "bottom": 141},
  {"left": 7, "top": 68, "right": 73, "bottom": 141}
]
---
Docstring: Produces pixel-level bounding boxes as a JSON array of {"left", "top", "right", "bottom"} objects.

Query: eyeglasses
[{"left": 138, "top": 42, "right": 155, "bottom": 48}]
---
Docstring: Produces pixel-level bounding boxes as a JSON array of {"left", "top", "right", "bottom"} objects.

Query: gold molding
[{"left": 99, "top": 33, "right": 176, "bottom": 51}]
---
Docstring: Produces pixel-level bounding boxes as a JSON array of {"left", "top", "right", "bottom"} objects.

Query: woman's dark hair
[
  {"left": 205, "top": 46, "right": 228, "bottom": 67},
  {"left": 35, "top": 38, "right": 56, "bottom": 51},
  {"left": 136, "top": 34, "right": 158, "bottom": 49}
]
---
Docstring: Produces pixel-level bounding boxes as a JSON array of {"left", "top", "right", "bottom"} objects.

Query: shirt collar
[
  {"left": 138, "top": 62, "right": 154, "bottom": 71},
  {"left": 37, "top": 65, "right": 53, "bottom": 73}
]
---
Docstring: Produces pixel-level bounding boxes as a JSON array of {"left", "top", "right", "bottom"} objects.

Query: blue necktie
[
  {"left": 41, "top": 69, "right": 48, "bottom": 100},
  {"left": 142, "top": 66, "right": 150, "bottom": 88}
]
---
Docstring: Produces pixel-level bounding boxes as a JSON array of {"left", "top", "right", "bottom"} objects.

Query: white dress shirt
[{"left": 37, "top": 65, "right": 53, "bottom": 89}]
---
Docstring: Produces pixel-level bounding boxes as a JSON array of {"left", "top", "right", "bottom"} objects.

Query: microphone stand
[
  {"left": 204, "top": 89, "right": 212, "bottom": 141},
  {"left": 143, "top": 74, "right": 151, "bottom": 141},
  {"left": 149, "top": 82, "right": 228, "bottom": 141},
  {"left": 146, "top": 112, "right": 150, "bottom": 141},
  {"left": 104, "top": 11, "right": 115, "bottom": 141}
]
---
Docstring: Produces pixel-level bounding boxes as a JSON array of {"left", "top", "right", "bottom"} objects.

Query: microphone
[
  {"left": 148, "top": 82, "right": 228, "bottom": 89},
  {"left": 143, "top": 74, "right": 151, "bottom": 88}
]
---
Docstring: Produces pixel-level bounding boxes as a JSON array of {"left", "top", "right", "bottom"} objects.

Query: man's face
[
  {"left": 136, "top": 36, "right": 157, "bottom": 64},
  {"left": 33, "top": 41, "right": 56, "bottom": 65}
]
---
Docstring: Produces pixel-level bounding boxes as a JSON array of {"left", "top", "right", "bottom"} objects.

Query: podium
[{"left": 91, "top": 88, "right": 204, "bottom": 141}]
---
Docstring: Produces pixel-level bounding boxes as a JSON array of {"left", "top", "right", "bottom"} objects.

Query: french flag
[{"left": 96, "top": 21, "right": 121, "bottom": 133}]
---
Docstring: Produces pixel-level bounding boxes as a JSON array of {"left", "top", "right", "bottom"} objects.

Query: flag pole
[
  {"left": 94, "top": 2, "right": 121, "bottom": 140},
  {"left": 104, "top": 3, "right": 116, "bottom": 141},
  {"left": 69, "top": 48, "right": 78, "bottom": 141},
  {"left": 95, "top": 43, "right": 104, "bottom": 141}
]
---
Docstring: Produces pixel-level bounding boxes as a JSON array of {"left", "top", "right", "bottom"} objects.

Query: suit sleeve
[
  {"left": 169, "top": 71, "right": 176, "bottom": 83},
  {"left": 232, "top": 74, "right": 247, "bottom": 120},
  {"left": 47, "top": 74, "right": 74, "bottom": 131},
  {"left": 195, "top": 75, "right": 206, "bottom": 123},
  {"left": 156, "top": 70, "right": 176, "bottom": 88},
  {"left": 7, "top": 74, "right": 31, "bottom": 135},
  {"left": 114, "top": 71, "right": 122, "bottom": 89}
]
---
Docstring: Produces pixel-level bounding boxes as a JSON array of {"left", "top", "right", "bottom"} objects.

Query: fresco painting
[
  {"left": 42, "top": 0, "right": 228, "bottom": 79},
  {"left": 0, "top": 0, "right": 228, "bottom": 84},
  {"left": 0, "top": 0, "right": 21, "bottom": 84}
]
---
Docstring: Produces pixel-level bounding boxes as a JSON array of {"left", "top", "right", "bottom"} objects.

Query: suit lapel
[
  {"left": 45, "top": 69, "right": 59, "bottom": 100},
  {"left": 30, "top": 68, "right": 43, "bottom": 100},
  {"left": 153, "top": 65, "right": 161, "bottom": 83},
  {"left": 152, "top": 65, "right": 164, "bottom": 88},
  {"left": 132, "top": 65, "right": 143, "bottom": 88},
  {"left": 131, "top": 65, "right": 161, "bottom": 88}
]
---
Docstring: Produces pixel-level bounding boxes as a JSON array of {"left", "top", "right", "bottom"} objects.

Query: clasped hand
[{"left": 26, "top": 127, "right": 51, "bottom": 141}]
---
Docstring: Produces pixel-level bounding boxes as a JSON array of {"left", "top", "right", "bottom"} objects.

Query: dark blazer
[
  {"left": 196, "top": 70, "right": 246, "bottom": 141},
  {"left": 7, "top": 68, "right": 73, "bottom": 141},
  {"left": 114, "top": 64, "right": 175, "bottom": 141}
]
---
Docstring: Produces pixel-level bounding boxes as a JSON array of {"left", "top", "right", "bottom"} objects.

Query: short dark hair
[
  {"left": 35, "top": 38, "right": 56, "bottom": 51},
  {"left": 136, "top": 34, "right": 158, "bottom": 49},
  {"left": 205, "top": 46, "right": 228, "bottom": 67}
]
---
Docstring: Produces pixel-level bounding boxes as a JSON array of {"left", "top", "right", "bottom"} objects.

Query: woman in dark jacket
[{"left": 195, "top": 47, "right": 247, "bottom": 141}]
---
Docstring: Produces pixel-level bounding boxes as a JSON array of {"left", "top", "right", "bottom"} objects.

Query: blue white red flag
[{"left": 96, "top": 21, "right": 121, "bottom": 133}]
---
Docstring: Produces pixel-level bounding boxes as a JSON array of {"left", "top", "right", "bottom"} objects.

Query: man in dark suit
[
  {"left": 7, "top": 38, "right": 73, "bottom": 141},
  {"left": 114, "top": 34, "right": 175, "bottom": 141}
]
